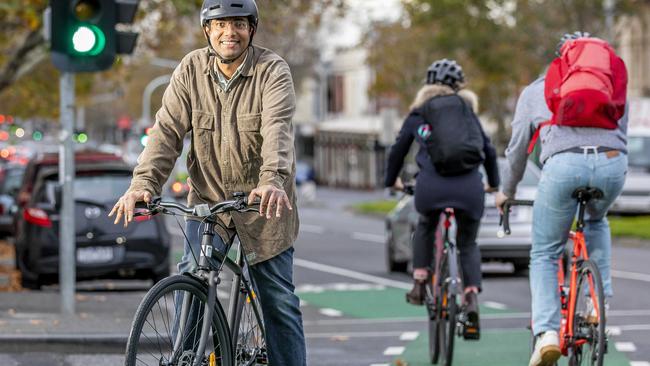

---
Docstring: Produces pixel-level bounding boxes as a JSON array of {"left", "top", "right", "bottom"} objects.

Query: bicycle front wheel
[
  {"left": 568, "top": 260, "right": 606, "bottom": 366},
  {"left": 125, "top": 275, "right": 233, "bottom": 366},
  {"left": 232, "top": 284, "right": 268, "bottom": 365}
]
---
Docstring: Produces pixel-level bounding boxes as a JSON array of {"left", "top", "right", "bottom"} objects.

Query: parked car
[
  {"left": 13, "top": 151, "right": 171, "bottom": 289},
  {"left": 0, "top": 163, "right": 26, "bottom": 237},
  {"left": 386, "top": 158, "right": 540, "bottom": 273},
  {"left": 610, "top": 128, "right": 650, "bottom": 214}
]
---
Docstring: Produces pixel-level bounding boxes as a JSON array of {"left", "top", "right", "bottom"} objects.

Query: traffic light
[
  {"left": 140, "top": 126, "right": 152, "bottom": 147},
  {"left": 49, "top": 0, "right": 140, "bottom": 72}
]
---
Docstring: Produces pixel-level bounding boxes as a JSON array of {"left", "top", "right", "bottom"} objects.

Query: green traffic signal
[
  {"left": 72, "top": 25, "right": 106, "bottom": 55},
  {"left": 32, "top": 131, "right": 43, "bottom": 141}
]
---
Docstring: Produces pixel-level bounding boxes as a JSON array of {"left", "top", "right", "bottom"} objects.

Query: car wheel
[
  {"left": 513, "top": 260, "right": 529, "bottom": 274},
  {"left": 386, "top": 229, "right": 408, "bottom": 273},
  {"left": 151, "top": 267, "right": 171, "bottom": 284},
  {"left": 20, "top": 273, "right": 41, "bottom": 290}
]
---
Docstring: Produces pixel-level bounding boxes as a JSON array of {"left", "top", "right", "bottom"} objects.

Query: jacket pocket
[
  {"left": 191, "top": 111, "right": 215, "bottom": 163},
  {"left": 237, "top": 113, "right": 262, "bottom": 162}
]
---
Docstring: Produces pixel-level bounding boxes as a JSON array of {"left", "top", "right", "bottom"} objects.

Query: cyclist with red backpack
[
  {"left": 495, "top": 32, "right": 629, "bottom": 366},
  {"left": 385, "top": 59, "right": 500, "bottom": 339}
]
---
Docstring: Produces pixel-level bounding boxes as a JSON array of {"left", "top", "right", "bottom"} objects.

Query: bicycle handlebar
[
  {"left": 500, "top": 199, "right": 534, "bottom": 235},
  {"left": 133, "top": 192, "right": 260, "bottom": 219}
]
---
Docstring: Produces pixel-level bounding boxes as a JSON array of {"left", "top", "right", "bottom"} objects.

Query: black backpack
[{"left": 418, "top": 94, "right": 485, "bottom": 176}]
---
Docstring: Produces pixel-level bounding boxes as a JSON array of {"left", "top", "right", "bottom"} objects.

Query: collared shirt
[
  {"left": 214, "top": 50, "right": 249, "bottom": 92},
  {"left": 127, "top": 45, "right": 299, "bottom": 264}
]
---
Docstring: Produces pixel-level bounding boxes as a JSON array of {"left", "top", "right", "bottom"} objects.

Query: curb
[{"left": 0, "top": 333, "right": 129, "bottom": 353}]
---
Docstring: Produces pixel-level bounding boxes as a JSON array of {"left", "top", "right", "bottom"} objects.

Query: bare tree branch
[{"left": 0, "top": 28, "right": 46, "bottom": 94}]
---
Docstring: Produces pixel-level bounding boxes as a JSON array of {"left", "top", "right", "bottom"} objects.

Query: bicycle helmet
[
  {"left": 200, "top": 0, "right": 259, "bottom": 63},
  {"left": 556, "top": 31, "right": 591, "bottom": 56},
  {"left": 426, "top": 59, "right": 465, "bottom": 90}
]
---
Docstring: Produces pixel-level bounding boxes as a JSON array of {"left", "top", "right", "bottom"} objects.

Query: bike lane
[{"left": 299, "top": 286, "right": 633, "bottom": 366}]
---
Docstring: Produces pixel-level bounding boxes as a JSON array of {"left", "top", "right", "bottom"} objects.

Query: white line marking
[
  {"left": 617, "top": 324, "right": 650, "bottom": 331},
  {"left": 483, "top": 301, "right": 508, "bottom": 310},
  {"left": 369, "top": 364, "right": 390, "bottom": 366},
  {"left": 611, "top": 269, "right": 650, "bottom": 283},
  {"left": 299, "top": 224, "right": 325, "bottom": 234},
  {"left": 607, "top": 326, "right": 621, "bottom": 336},
  {"left": 294, "top": 258, "right": 411, "bottom": 290},
  {"left": 305, "top": 331, "right": 412, "bottom": 339},
  {"left": 351, "top": 232, "right": 385, "bottom": 243},
  {"left": 296, "top": 283, "right": 385, "bottom": 293},
  {"left": 383, "top": 346, "right": 405, "bottom": 356},
  {"left": 400, "top": 331, "right": 419, "bottom": 341},
  {"left": 319, "top": 308, "right": 343, "bottom": 317},
  {"left": 630, "top": 362, "right": 650, "bottom": 366},
  {"left": 615, "top": 342, "right": 637, "bottom": 352}
]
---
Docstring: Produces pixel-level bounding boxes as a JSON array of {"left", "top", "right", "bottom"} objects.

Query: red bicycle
[{"left": 502, "top": 186, "right": 607, "bottom": 366}]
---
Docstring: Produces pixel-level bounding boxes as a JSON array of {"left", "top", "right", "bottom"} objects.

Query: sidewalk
[{"left": 0, "top": 240, "right": 145, "bottom": 351}]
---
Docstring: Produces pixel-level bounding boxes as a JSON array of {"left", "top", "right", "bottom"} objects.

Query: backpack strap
[{"left": 527, "top": 120, "right": 553, "bottom": 154}]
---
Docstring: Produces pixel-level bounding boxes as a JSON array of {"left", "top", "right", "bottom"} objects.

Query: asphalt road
[{"left": 1, "top": 187, "right": 649, "bottom": 365}]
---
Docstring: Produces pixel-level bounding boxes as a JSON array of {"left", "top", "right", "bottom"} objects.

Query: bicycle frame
[
  {"left": 558, "top": 228, "right": 600, "bottom": 355},
  {"left": 432, "top": 209, "right": 463, "bottom": 307},
  {"left": 172, "top": 219, "right": 265, "bottom": 366}
]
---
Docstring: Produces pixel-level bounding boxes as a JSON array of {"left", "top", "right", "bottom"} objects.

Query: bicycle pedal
[{"left": 463, "top": 326, "right": 480, "bottom": 340}]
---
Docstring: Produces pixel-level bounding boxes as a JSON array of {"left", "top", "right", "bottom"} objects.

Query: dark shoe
[
  {"left": 463, "top": 291, "right": 480, "bottom": 340},
  {"left": 405, "top": 280, "right": 426, "bottom": 306}
]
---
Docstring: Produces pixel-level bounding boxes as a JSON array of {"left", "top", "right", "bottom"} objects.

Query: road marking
[
  {"left": 614, "top": 342, "right": 637, "bottom": 352},
  {"left": 611, "top": 269, "right": 650, "bottom": 283},
  {"left": 351, "top": 232, "right": 385, "bottom": 243},
  {"left": 400, "top": 331, "right": 419, "bottom": 341},
  {"left": 294, "top": 258, "right": 411, "bottom": 290},
  {"left": 383, "top": 346, "right": 405, "bottom": 356},
  {"left": 299, "top": 224, "right": 325, "bottom": 234},
  {"left": 296, "top": 283, "right": 386, "bottom": 293},
  {"left": 369, "top": 364, "right": 389, "bottom": 366},
  {"left": 617, "top": 324, "right": 650, "bottom": 331},
  {"left": 607, "top": 326, "right": 622, "bottom": 336},
  {"left": 483, "top": 301, "right": 508, "bottom": 310},
  {"left": 305, "top": 331, "right": 412, "bottom": 339},
  {"left": 319, "top": 308, "right": 343, "bottom": 317},
  {"left": 630, "top": 362, "right": 650, "bottom": 366}
]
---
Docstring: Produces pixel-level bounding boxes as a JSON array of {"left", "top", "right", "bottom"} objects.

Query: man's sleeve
[
  {"left": 258, "top": 61, "right": 296, "bottom": 189},
  {"left": 501, "top": 86, "right": 535, "bottom": 198},
  {"left": 384, "top": 114, "right": 416, "bottom": 187},
  {"left": 128, "top": 68, "right": 191, "bottom": 195}
]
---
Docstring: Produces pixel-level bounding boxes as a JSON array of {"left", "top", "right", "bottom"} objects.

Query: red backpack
[{"left": 527, "top": 37, "right": 628, "bottom": 153}]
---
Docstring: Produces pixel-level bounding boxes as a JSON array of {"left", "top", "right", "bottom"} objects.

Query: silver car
[
  {"left": 610, "top": 129, "right": 650, "bottom": 214},
  {"left": 385, "top": 159, "right": 541, "bottom": 273}
]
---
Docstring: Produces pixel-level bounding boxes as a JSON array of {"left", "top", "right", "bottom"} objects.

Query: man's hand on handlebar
[
  {"left": 495, "top": 191, "right": 510, "bottom": 215},
  {"left": 108, "top": 190, "right": 152, "bottom": 228}
]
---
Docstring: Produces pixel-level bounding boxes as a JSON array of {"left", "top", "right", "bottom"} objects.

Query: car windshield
[
  {"left": 1, "top": 168, "right": 25, "bottom": 194},
  {"left": 628, "top": 135, "right": 650, "bottom": 168},
  {"left": 42, "top": 173, "right": 132, "bottom": 203}
]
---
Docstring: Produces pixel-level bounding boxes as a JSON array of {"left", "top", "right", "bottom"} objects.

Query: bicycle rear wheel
[
  {"left": 125, "top": 275, "right": 232, "bottom": 366},
  {"left": 427, "top": 273, "right": 441, "bottom": 364},
  {"left": 568, "top": 260, "right": 606, "bottom": 366},
  {"left": 437, "top": 254, "right": 458, "bottom": 366},
  {"left": 232, "top": 283, "right": 268, "bottom": 365}
]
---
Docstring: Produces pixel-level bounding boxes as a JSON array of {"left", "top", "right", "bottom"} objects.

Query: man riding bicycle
[
  {"left": 495, "top": 32, "right": 628, "bottom": 366},
  {"left": 385, "top": 59, "right": 500, "bottom": 339},
  {"left": 109, "top": 0, "right": 306, "bottom": 364}
]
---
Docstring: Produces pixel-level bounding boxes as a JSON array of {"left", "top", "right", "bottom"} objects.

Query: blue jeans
[
  {"left": 530, "top": 151, "right": 626, "bottom": 335},
  {"left": 179, "top": 220, "right": 306, "bottom": 366}
]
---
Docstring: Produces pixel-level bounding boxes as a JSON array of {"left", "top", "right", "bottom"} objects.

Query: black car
[{"left": 14, "top": 152, "right": 170, "bottom": 289}]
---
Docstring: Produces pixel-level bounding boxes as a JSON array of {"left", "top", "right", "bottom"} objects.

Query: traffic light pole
[{"left": 59, "top": 72, "right": 76, "bottom": 315}]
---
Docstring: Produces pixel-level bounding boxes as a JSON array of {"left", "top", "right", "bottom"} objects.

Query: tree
[{"left": 365, "top": 0, "right": 637, "bottom": 151}]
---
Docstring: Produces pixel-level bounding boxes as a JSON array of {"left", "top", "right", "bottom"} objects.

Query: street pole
[
  {"left": 141, "top": 74, "right": 171, "bottom": 128},
  {"left": 59, "top": 72, "right": 76, "bottom": 315}
]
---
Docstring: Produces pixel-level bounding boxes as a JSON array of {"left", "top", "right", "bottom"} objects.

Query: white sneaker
[
  {"left": 586, "top": 299, "right": 609, "bottom": 324},
  {"left": 529, "top": 331, "right": 561, "bottom": 366}
]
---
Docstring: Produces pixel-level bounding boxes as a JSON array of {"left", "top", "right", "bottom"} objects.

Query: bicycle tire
[
  {"left": 232, "top": 283, "right": 268, "bottom": 365},
  {"left": 437, "top": 253, "right": 458, "bottom": 366},
  {"left": 125, "top": 275, "right": 233, "bottom": 366},
  {"left": 568, "top": 260, "right": 606, "bottom": 366},
  {"left": 427, "top": 273, "right": 441, "bottom": 364}
]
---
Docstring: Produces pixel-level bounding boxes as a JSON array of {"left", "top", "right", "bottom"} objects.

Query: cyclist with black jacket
[{"left": 385, "top": 59, "right": 500, "bottom": 338}]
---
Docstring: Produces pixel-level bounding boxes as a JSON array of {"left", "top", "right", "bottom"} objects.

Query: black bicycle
[
  {"left": 398, "top": 186, "right": 475, "bottom": 366},
  {"left": 124, "top": 192, "right": 267, "bottom": 366}
]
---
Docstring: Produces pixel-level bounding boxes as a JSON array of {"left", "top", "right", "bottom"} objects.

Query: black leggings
[{"left": 412, "top": 209, "right": 482, "bottom": 289}]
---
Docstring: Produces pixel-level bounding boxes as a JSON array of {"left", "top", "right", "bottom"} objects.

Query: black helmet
[
  {"left": 200, "top": 0, "right": 259, "bottom": 28},
  {"left": 556, "top": 31, "right": 591, "bottom": 56},
  {"left": 426, "top": 59, "right": 465, "bottom": 89}
]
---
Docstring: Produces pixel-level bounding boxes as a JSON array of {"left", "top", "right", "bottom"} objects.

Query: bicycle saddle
[{"left": 571, "top": 187, "right": 604, "bottom": 202}]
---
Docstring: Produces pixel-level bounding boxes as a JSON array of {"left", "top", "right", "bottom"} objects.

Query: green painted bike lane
[{"left": 299, "top": 287, "right": 631, "bottom": 366}]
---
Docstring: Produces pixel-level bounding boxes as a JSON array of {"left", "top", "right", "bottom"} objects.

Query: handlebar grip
[{"left": 500, "top": 199, "right": 534, "bottom": 235}]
